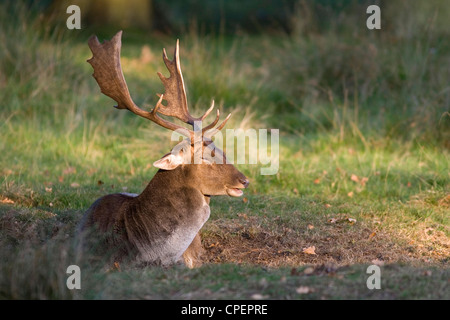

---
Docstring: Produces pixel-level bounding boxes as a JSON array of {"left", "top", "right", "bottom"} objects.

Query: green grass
[{"left": 0, "top": 1, "right": 449, "bottom": 299}]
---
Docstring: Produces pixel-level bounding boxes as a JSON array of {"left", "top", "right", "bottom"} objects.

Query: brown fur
[{"left": 78, "top": 155, "right": 248, "bottom": 268}]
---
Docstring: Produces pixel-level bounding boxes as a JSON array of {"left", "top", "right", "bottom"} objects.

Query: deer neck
[{"left": 138, "top": 166, "right": 207, "bottom": 205}]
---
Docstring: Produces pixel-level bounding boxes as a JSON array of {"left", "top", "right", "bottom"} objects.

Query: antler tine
[
  {"left": 158, "top": 42, "right": 228, "bottom": 136},
  {"left": 157, "top": 39, "right": 196, "bottom": 125},
  {"left": 200, "top": 101, "right": 221, "bottom": 133},
  {"left": 200, "top": 100, "right": 215, "bottom": 121},
  {"left": 87, "top": 31, "right": 194, "bottom": 140},
  {"left": 204, "top": 113, "right": 232, "bottom": 138}
]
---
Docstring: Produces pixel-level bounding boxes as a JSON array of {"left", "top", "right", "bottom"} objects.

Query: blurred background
[
  {"left": 25, "top": 0, "right": 450, "bottom": 36},
  {"left": 0, "top": 0, "right": 448, "bottom": 182},
  {"left": 2, "top": 0, "right": 448, "bottom": 142}
]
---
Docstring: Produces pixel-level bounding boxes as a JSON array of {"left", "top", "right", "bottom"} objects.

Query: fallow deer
[{"left": 78, "top": 31, "right": 249, "bottom": 268}]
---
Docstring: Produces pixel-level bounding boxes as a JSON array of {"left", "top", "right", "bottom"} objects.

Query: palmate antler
[{"left": 87, "top": 31, "right": 230, "bottom": 141}]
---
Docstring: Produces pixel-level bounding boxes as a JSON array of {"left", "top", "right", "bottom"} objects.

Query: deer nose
[{"left": 240, "top": 178, "right": 250, "bottom": 188}]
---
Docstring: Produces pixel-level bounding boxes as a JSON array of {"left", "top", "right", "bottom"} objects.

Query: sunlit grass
[{"left": 0, "top": 1, "right": 448, "bottom": 299}]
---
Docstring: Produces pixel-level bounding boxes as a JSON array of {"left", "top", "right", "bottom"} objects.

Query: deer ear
[{"left": 153, "top": 152, "right": 184, "bottom": 170}]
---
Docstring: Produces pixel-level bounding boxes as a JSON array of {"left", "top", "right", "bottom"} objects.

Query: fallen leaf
[
  {"left": 369, "top": 231, "right": 377, "bottom": 239},
  {"left": 208, "top": 242, "right": 219, "bottom": 248},
  {"left": 324, "top": 203, "right": 332, "bottom": 208},
  {"left": 360, "top": 177, "right": 369, "bottom": 186},
  {"left": 307, "top": 224, "right": 314, "bottom": 230},
  {"left": 351, "top": 174, "right": 359, "bottom": 183},
  {"left": 251, "top": 293, "right": 269, "bottom": 300},
  {"left": 237, "top": 213, "right": 248, "bottom": 220},
  {"left": 347, "top": 218, "right": 357, "bottom": 224},
  {"left": 1, "top": 197, "right": 14, "bottom": 204},
  {"left": 371, "top": 259, "right": 385, "bottom": 266},
  {"left": 303, "top": 267, "right": 315, "bottom": 275},
  {"left": 45, "top": 187, "right": 52, "bottom": 193},
  {"left": 328, "top": 217, "right": 356, "bottom": 224},
  {"left": 313, "top": 178, "right": 321, "bottom": 184},
  {"left": 303, "top": 246, "right": 316, "bottom": 255},
  {"left": 296, "top": 286, "right": 313, "bottom": 294},
  {"left": 292, "top": 188, "right": 298, "bottom": 195},
  {"left": 347, "top": 191, "right": 354, "bottom": 198},
  {"left": 70, "top": 182, "right": 80, "bottom": 188},
  {"left": 328, "top": 218, "right": 338, "bottom": 224},
  {"left": 242, "top": 197, "right": 248, "bottom": 203},
  {"left": 97, "top": 180, "right": 104, "bottom": 186},
  {"left": 63, "top": 167, "right": 76, "bottom": 175}
]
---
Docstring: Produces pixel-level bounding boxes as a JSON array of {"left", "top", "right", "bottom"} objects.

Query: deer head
[{"left": 87, "top": 31, "right": 249, "bottom": 198}]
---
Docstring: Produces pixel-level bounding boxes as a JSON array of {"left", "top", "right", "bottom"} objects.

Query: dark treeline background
[{"left": 22, "top": 0, "right": 449, "bottom": 36}]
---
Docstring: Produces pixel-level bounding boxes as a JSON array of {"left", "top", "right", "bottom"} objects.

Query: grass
[{"left": 0, "top": 1, "right": 449, "bottom": 299}]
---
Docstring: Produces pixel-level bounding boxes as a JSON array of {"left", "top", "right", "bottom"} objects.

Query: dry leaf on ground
[
  {"left": 63, "top": 167, "right": 76, "bottom": 175},
  {"left": 360, "top": 177, "right": 369, "bottom": 186},
  {"left": 371, "top": 259, "right": 385, "bottom": 266},
  {"left": 347, "top": 218, "right": 357, "bottom": 224},
  {"left": 303, "top": 246, "right": 316, "bottom": 255},
  {"left": 296, "top": 286, "right": 314, "bottom": 294},
  {"left": 1, "top": 197, "right": 14, "bottom": 204},
  {"left": 251, "top": 293, "right": 269, "bottom": 300},
  {"left": 303, "top": 267, "right": 315, "bottom": 275}
]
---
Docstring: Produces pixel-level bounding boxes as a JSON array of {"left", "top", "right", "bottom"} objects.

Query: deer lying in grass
[{"left": 78, "top": 31, "right": 249, "bottom": 268}]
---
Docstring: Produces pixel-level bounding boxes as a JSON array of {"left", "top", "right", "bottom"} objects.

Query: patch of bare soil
[{"left": 201, "top": 214, "right": 449, "bottom": 267}]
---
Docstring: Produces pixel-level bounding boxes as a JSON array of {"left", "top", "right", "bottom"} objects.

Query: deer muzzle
[{"left": 226, "top": 178, "right": 250, "bottom": 197}]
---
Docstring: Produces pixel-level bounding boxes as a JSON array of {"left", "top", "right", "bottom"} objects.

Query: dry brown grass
[{"left": 201, "top": 211, "right": 449, "bottom": 268}]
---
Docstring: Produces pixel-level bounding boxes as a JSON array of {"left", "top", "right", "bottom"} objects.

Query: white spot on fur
[{"left": 120, "top": 193, "right": 138, "bottom": 197}]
